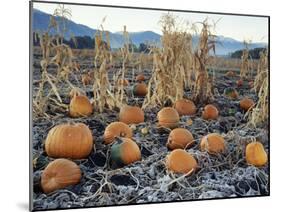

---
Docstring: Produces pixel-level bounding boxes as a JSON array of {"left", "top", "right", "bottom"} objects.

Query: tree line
[
  {"left": 33, "top": 32, "right": 151, "bottom": 53},
  {"left": 230, "top": 47, "right": 267, "bottom": 59}
]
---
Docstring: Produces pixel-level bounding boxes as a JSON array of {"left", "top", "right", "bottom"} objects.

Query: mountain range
[{"left": 32, "top": 9, "right": 267, "bottom": 55}]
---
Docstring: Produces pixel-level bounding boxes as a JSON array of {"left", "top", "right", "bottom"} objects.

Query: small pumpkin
[
  {"left": 136, "top": 73, "right": 145, "bottom": 82},
  {"left": 226, "top": 71, "right": 236, "bottom": 77},
  {"left": 174, "top": 99, "right": 196, "bottom": 116},
  {"left": 236, "top": 79, "right": 243, "bottom": 87},
  {"left": 224, "top": 87, "right": 239, "bottom": 99},
  {"left": 246, "top": 141, "right": 268, "bottom": 167},
  {"left": 45, "top": 123, "right": 93, "bottom": 159},
  {"left": 119, "top": 105, "right": 144, "bottom": 124},
  {"left": 82, "top": 73, "right": 91, "bottom": 86},
  {"left": 103, "top": 122, "right": 133, "bottom": 144},
  {"left": 110, "top": 138, "right": 141, "bottom": 167},
  {"left": 41, "top": 159, "right": 81, "bottom": 194},
  {"left": 69, "top": 95, "right": 93, "bottom": 117},
  {"left": 200, "top": 133, "right": 225, "bottom": 154},
  {"left": 167, "top": 128, "right": 194, "bottom": 150},
  {"left": 240, "top": 97, "right": 255, "bottom": 111},
  {"left": 202, "top": 104, "right": 219, "bottom": 120},
  {"left": 118, "top": 78, "right": 129, "bottom": 86},
  {"left": 157, "top": 107, "right": 180, "bottom": 129},
  {"left": 166, "top": 149, "right": 197, "bottom": 174},
  {"left": 133, "top": 83, "right": 148, "bottom": 97}
]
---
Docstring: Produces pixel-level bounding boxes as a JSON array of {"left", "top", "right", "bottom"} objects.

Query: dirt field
[{"left": 32, "top": 48, "right": 269, "bottom": 210}]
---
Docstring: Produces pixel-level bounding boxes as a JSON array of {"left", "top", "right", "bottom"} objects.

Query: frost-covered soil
[{"left": 32, "top": 52, "right": 269, "bottom": 210}]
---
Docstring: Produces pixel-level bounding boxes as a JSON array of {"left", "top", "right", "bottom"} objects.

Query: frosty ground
[{"left": 32, "top": 51, "right": 269, "bottom": 210}]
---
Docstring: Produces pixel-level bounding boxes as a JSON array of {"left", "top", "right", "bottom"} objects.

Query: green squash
[{"left": 110, "top": 137, "right": 141, "bottom": 168}]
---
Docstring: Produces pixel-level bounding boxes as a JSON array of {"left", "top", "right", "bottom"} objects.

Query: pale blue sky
[{"left": 33, "top": 2, "right": 268, "bottom": 43}]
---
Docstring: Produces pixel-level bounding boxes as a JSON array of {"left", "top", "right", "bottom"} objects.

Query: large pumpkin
[
  {"left": 69, "top": 95, "right": 93, "bottom": 117},
  {"left": 240, "top": 97, "right": 255, "bottom": 111},
  {"left": 45, "top": 123, "right": 93, "bottom": 159},
  {"left": 174, "top": 99, "right": 196, "bottom": 116},
  {"left": 224, "top": 87, "right": 239, "bottom": 99},
  {"left": 246, "top": 141, "right": 268, "bottom": 167},
  {"left": 202, "top": 104, "right": 219, "bottom": 120},
  {"left": 119, "top": 105, "right": 144, "bottom": 124},
  {"left": 133, "top": 83, "right": 148, "bottom": 97},
  {"left": 41, "top": 159, "right": 81, "bottom": 194},
  {"left": 166, "top": 149, "right": 197, "bottom": 174},
  {"left": 157, "top": 107, "right": 179, "bottom": 129},
  {"left": 103, "top": 122, "right": 133, "bottom": 144},
  {"left": 167, "top": 128, "right": 194, "bottom": 150},
  {"left": 200, "top": 133, "right": 225, "bottom": 154},
  {"left": 111, "top": 138, "right": 141, "bottom": 167}
]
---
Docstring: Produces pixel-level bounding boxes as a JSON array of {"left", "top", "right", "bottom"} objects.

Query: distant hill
[{"left": 32, "top": 9, "right": 267, "bottom": 55}]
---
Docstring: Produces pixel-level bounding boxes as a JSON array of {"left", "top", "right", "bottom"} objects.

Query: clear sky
[{"left": 33, "top": 2, "right": 268, "bottom": 43}]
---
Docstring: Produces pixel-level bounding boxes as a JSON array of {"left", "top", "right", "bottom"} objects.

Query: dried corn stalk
[
  {"left": 92, "top": 23, "right": 129, "bottom": 112},
  {"left": 247, "top": 71, "right": 268, "bottom": 128},
  {"left": 247, "top": 49, "right": 269, "bottom": 127},
  {"left": 253, "top": 49, "right": 268, "bottom": 93},
  {"left": 240, "top": 41, "right": 251, "bottom": 79},
  {"left": 33, "top": 5, "right": 75, "bottom": 117},
  {"left": 143, "top": 14, "right": 193, "bottom": 109},
  {"left": 192, "top": 19, "right": 216, "bottom": 104}
]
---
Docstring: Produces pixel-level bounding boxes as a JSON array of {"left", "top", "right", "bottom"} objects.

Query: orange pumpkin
[
  {"left": 174, "top": 99, "right": 196, "bottom": 116},
  {"left": 133, "top": 83, "right": 148, "bottom": 96},
  {"left": 246, "top": 141, "right": 268, "bottom": 167},
  {"left": 166, "top": 149, "right": 197, "bottom": 174},
  {"left": 202, "top": 104, "right": 219, "bottom": 120},
  {"left": 45, "top": 123, "right": 93, "bottom": 159},
  {"left": 136, "top": 74, "right": 145, "bottom": 82},
  {"left": 111, "top": 138, "right": 141, "bottom": 167},
  {"left": 119, "top": 105, "right": 144, "bottom": 124},
  {"left": 157, "top": 107, "right": 179, "bottom": 129},
  {"left": 41, "top": 159, "right": 81, "bottom": 194},
  {"left": 200, "top": 133, "right": 225, "bottom": 154},
  {"left": 69, "top": 95, "right": 93, "bottom": 117},
  {"left": 103, "top": 122, "right": 133, "bottom": 144},
  {"left": 118, "top": 78, "right": 129, "bottom": 86},
  {"left": 240, "top": 97, "right": 255, "bottom": 111},
  {"left": 167, "top": 128, "right": 194, "bottom": 150}
]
